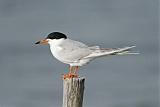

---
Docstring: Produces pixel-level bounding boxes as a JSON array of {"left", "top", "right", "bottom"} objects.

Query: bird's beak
[{"left": 35, "top": 39, "right": 49, "bottom": 44}]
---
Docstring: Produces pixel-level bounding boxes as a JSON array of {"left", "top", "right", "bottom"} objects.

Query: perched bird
[{"left": 35, "top": 32, "right": 138, "bottom": 78}]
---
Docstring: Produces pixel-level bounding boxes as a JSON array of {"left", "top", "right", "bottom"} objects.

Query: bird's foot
[
  {"left": 62, "top": 74, "right": 70, "bottom": 79},
  {"left": 62, "top": 74, "right": 77, "bottom": 79}
]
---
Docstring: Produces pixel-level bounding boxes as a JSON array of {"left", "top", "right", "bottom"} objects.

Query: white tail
[{"left": 85, "top": 45, "right": 138, "bottom": 58}]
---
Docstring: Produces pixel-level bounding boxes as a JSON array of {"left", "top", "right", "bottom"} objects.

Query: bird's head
[{"left": 35, "top": 32, "right": 67, "bottom": 45}]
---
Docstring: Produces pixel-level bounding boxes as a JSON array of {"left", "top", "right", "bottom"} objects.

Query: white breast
[{"left": 50, "top": 46, "right": 68, "bottom": 63}]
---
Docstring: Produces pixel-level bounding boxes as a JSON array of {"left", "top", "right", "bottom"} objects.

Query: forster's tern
[{"left": 35, "top": 32, "right": 138, "bottom": 78}]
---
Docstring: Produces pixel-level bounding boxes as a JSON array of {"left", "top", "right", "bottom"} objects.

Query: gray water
[{"left": 0, "top": 0, "right": 159, "bottom": 107}]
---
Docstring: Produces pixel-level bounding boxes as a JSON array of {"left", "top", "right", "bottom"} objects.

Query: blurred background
[{"left": 0, "top": 0, "right": 159, "bottom": 107}]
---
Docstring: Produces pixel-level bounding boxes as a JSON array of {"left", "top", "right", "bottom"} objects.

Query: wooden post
[{"left": 62, "top": 76, "right": 85, "bottom": 107}]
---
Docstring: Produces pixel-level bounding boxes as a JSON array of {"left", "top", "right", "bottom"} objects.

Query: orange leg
[
  {"left": 62, "top": 66, "right": 72, "bottom": 79},
  {"left": 69, "top": 66, "right": 78, "bottom": 77},
  {"left": 73, "top": 66, "right": 78, "bottom": 76},
  {"left": 62, "top": 66, "right": 78, "bottom": 79},
  {"left": 69, "top": 66, "right": 73, "bottom": 76}
]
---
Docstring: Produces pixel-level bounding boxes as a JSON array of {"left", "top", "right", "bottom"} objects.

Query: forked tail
[
  {"left": 100, "top": 45, "right": 139, "bottom": 55},
  {"left": 85, "top": 45, "right": 139, "bottom": 58}
]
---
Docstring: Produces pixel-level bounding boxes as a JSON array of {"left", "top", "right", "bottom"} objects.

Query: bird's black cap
[{"left": 46, "top": 32, "right": 67, "bottom": 39}]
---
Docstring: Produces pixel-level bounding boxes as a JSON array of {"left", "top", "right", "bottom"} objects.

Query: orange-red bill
[{"left": 35, "top": 39, "right": 49, "bottom": 44}]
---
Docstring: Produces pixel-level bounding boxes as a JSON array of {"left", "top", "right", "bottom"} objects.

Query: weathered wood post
[{"left": 62, "top": 76, "right": 85, "bottom": 107}]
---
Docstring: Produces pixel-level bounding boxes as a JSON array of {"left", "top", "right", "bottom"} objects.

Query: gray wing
[{"left": 58, "top": 39, "right": 93, "bottom": 62}]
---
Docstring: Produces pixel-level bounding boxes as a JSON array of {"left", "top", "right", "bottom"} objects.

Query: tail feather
[
  {"left": 116, "top": 51, "right": 139, "bottom": 55},
  {"left": 100, "top": 45, "right": 137, "bottom": 54},
  {"left": 85, "top": 45, "right": 138, "bottom": 58}
]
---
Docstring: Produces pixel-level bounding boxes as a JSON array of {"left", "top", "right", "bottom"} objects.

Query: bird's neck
[{"left": 48, "top": 39, "right": 65, "bottom": 48}]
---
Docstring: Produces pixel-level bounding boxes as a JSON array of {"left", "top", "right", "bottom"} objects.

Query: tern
[{"left": 35, "top": 32, "right": 138, "bottom": 78}]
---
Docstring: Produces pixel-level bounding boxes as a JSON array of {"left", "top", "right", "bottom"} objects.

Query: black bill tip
[{"left": 35, "top": 41, "right": 40, "bottom": 44}]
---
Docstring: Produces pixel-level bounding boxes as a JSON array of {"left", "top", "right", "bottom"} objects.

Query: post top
[{"left": 63, "top": 76, "right": 85, "bottom": 80}]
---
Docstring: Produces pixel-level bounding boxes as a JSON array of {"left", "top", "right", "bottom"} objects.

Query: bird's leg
[
  {"left": 69, "top": 66, "right": 78, "bottom": 77},
  {"left": 62, "top": 66, "right": 78, "bottom": 79},
  {"left": 62, "top": 66, "right": 73, "bottom": 79},
  {"left": 73, "top": 66, "right": 78, "bottom": 76},
  {"left": 69, "top": 66, "right": 73, "bottom": 76}
]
